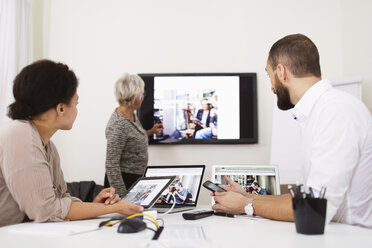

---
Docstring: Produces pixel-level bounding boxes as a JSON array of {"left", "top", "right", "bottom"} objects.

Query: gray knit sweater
[{"left": 105, "top": 110, "right": 148, "bottom": 197}]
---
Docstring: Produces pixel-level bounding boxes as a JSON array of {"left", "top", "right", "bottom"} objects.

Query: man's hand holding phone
[
  {"left": 202, "top": 180, "right": 226, "bottom": 193},
  {"left": 212, "top": 191, "right": 247, "bottom": 215},
  {"left": 219, "top": 176, "right": 247, "bottom": 195},
  {"left": 203, "top": 176, "right": 249, "bottom": 215}
]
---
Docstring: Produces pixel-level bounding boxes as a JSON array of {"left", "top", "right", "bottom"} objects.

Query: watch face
[
  {"left": 245, "top": 204, "right": 254, "bottom": 215},
  {"left": 245, "top": 199, "right": 254, "bottom": 216}
]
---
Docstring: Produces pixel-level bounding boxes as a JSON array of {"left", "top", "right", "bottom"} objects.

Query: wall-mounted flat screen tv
[{"left": 138, "top": 73, "right": 257, "bottom": 144}]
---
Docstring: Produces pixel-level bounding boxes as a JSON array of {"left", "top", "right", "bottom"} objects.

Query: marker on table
[
  {"left": 302, "top": 190, "right": 307, "bottom": 199},
  {"left": 320, "top": 187, "right": 327, "bottom": 199},
  {"left": 296, "top": 181, "right": 301, "bottom": 199},
  {"left": 288, "top": 185, "right": 295, "bottom": 198},
  {"left": 308, "top": 187, "right": 315, "bottom": 198}
]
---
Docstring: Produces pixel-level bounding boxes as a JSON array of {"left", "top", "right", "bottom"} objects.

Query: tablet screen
[{"left": 121, "top": 176, "right": 176, "bottom": 208}]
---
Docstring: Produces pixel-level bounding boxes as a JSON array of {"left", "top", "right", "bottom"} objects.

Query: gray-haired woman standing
[{"left": 104, "top": 74, "right": 163, "bottom": 197}]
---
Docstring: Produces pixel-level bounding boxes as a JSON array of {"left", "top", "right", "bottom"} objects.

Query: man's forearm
[
  {"left": 245, "top": 193, "right": 292, "bottom": 201},
  {"left": 253, "top": 196, "right": 294, "bottom": 222}
]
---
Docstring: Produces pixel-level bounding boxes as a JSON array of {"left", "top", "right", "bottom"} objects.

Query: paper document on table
[
  {"left": 159, "top": 225, "right": 206, "bottom": 241},
  {"left": 240, "top": 215, "right": 269, "bottom": 221},
  {"left": 8, "top": 223, "right": 99, "bottom": 236}
]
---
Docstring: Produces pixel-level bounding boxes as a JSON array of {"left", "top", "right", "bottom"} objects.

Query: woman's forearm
[
  {"left": 66, "top": 202, "right": 118, "bottom": 220},
  {"left": 67, "top": 200, "right": 144, "bottom": 221}
]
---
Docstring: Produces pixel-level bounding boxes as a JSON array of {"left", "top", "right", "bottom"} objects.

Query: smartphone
[
  {"left": 203, "top": 180, "right": 227, "bottom": 193},
  {"left": 182, "top": 210, "right": 215, "bottom": 220},
  {"left": 214, "top": 211, "right": 235, "bottom": 218}
]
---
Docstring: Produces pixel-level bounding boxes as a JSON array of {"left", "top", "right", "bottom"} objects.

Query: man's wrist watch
[{"left": 244, "top": 198, "right": 255, "bottom": 216}]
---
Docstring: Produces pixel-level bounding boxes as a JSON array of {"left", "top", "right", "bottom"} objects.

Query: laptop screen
[
  {"left": 212, "top": 165, "right": 280, "bottom": 195},
  {"left": 144, "top": 165, "right": 205, "bottom": 206}
]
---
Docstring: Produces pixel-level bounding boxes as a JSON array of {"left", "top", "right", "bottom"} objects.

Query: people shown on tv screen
[
  {"left": 194, "top": 98, "right": 218, "bottom": 139},
  {"left": 154, "top": 92, "right": 218, "bottom": 141},
  {"left": 193, "top": 98, "right": 211, "bottom": 132}
]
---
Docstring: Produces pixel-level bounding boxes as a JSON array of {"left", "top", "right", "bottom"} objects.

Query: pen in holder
[{"left": 292, "top": 197, "right": 327, "bottom": 235}]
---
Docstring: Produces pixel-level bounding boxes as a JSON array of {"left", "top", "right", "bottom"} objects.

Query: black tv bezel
[{"left": 137, "top": 73, "right": 258, "bottom": 145}]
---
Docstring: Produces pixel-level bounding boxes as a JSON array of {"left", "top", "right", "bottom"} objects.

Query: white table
[{"left": 1, "top": 206, "right": 371, "bottom": 248}]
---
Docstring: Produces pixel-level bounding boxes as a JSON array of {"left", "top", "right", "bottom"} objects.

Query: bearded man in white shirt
[{"left": 212, "top": 34, "right": 372, "bottom": 228}]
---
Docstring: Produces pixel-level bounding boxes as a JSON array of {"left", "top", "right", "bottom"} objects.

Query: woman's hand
[
  {"left": 116, "top": 200, "right": 144, "bottom": 216},
  {"left": 147, "top": 123, "right": 164, "bottom": 135},
  {"left": 93, "top": 187, "right": 120, "bottom": 205}
]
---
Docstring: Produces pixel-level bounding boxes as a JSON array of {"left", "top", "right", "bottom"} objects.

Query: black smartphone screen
[{"left": 203, "top": 180, "right": 226, "bottom": 193}]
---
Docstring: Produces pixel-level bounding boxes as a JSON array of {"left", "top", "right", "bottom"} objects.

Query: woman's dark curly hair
[{"left": 7, "top": 59, "right": 78, "bottom": 120}]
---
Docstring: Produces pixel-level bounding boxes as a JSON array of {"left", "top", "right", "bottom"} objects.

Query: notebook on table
[{"left": 144, "top": 165, "right": 205, "bottom": 213}]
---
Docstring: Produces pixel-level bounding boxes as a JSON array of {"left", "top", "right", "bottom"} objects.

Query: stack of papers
[
  {"left": 138, "top": 225, "right": 207, "bottom": 248},
  {"left": 160, "top": 224, "right": 205, "bottom": 241},
  {"left": 8, "top": 223, "right": 99, "bottom": 236}
]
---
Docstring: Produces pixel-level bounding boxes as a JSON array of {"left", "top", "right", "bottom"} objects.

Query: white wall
[
  {"left": 341, "top": 0, "right": 372, "bottom": 109},
  {"left": 33, "top": 0, "right": 372, "bottom": 204}
]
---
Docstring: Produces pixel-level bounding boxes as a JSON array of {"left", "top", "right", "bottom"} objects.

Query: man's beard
[{"left": 274, "top": 74, "right": 295, "bottom": 110}]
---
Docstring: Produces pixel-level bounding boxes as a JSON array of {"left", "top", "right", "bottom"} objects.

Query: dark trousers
[{"left": 104, "top": 172, "right": 141, "bottom": 190}]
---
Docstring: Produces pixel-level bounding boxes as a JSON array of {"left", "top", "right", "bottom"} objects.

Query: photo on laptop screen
[
  {"left": 212, "top": 165, "right": 280, "bottom": 195},
  {"left": 121, "top": 176, "right": 176, "bottom": 209},
  {"left": 144, "top": 165, "right": 205, "bottom": 206}
]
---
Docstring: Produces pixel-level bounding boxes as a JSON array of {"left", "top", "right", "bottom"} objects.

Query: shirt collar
[{"left": 292, "top": 79, "right": 332, "bottom": 121}]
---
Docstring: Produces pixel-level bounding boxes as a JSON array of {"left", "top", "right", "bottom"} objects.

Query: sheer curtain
[{"left": 0, "top": 0, "right": 33, "bottom": 125}]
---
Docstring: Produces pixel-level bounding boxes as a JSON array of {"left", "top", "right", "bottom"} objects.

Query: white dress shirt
[{"left": 292, "top": 79, "right": 372, "bottom": 228}]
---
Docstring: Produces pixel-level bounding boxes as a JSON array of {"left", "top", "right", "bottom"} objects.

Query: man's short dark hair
[
  {"left": 7, "top": 59, "right": 78, "bottom": 120},
  {"left": 268, "top": 34, "right": 321, "bottom": 78},
  {"left": 252, "top": 182, "right": 260, "bottom": 187}
]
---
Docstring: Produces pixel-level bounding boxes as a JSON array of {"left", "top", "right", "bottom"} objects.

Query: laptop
[
  {"left": 144, "top": 165, "right": 205, "bottom": 213},
  {"left": 212, "top": 165, "right": 281, "bottom": 198}
]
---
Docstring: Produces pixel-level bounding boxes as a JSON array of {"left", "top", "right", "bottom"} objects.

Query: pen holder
[{"left": 292, "top": 197, "right": 327, "bottom": 235}]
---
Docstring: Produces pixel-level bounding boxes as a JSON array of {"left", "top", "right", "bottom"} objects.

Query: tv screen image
[{"left": 138, "top": 73, "right": 257, "bottom": 144}]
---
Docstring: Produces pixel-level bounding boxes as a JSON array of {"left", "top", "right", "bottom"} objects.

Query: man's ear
[{"left": 276, "top": 64, "right": 287, "bottom": 82}]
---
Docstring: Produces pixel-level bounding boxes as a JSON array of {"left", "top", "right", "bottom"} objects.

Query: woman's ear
[{"left": 56, "top": 103, "right": 64, "bottom": 116}]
